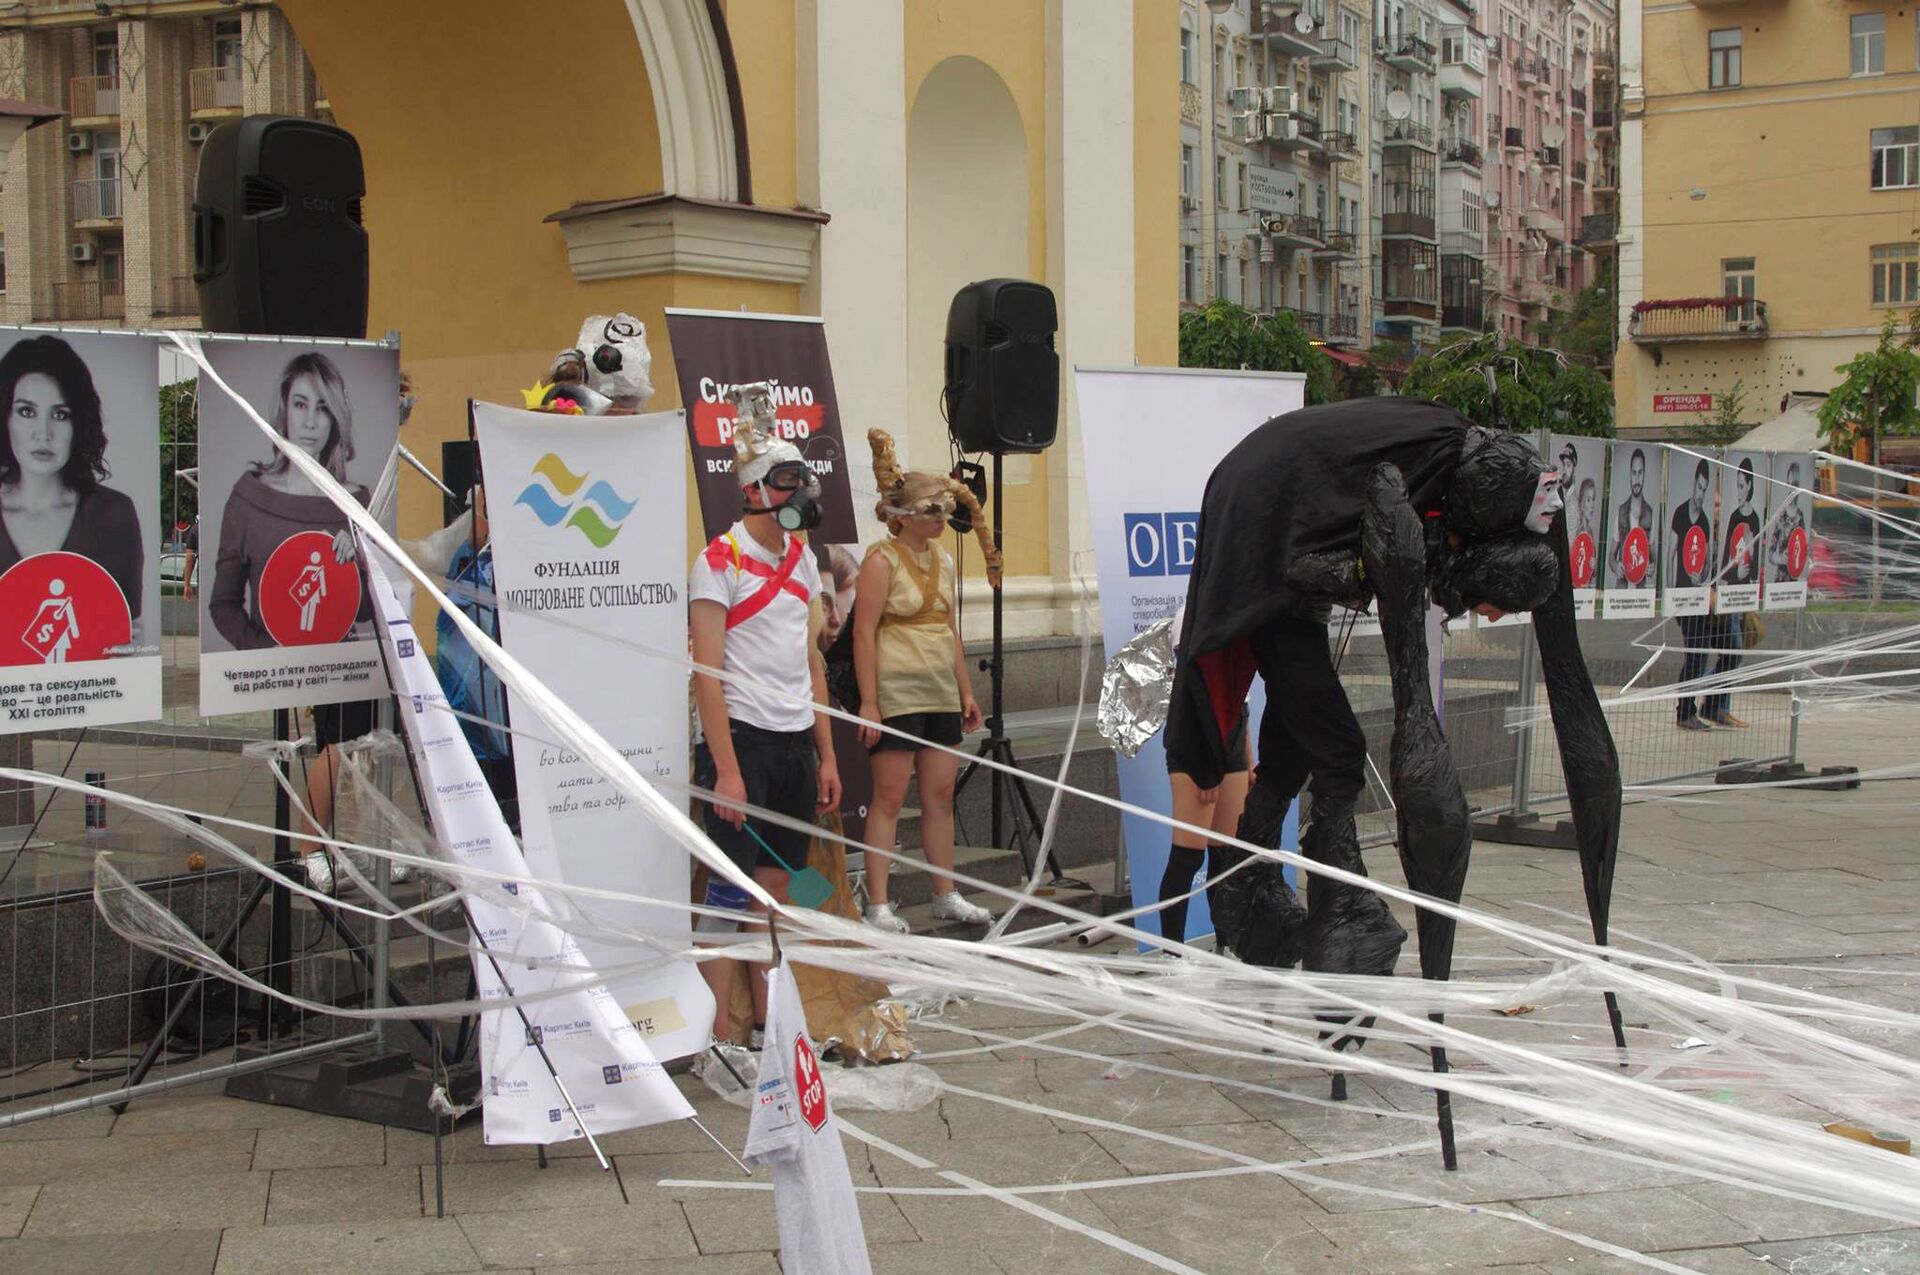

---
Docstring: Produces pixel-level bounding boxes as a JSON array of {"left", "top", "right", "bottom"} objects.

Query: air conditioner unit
[
  {"left": 70, "top": 241, "right": 96, "bottom": 264},
  {"left": 1181, "top": 193, "right": 1200, "bottom": 212},
  {"left": 187, "top": 121, "right": 212, "bottom": 145},
  {"left": 1232, "top": 112, "right": 1267, "bottom": 144},
  {"left": 1264, "top": 85, "right": 1297, "bottom": 114},
  {"left": 1267, "top": 115, "right": 1299, "bottom": 142},
  {"left": 1229, "top": 86, "right": 1259, "bottom": 114},
  {"left": 67, "top": 131, "right": 91, "bottom": 154}
]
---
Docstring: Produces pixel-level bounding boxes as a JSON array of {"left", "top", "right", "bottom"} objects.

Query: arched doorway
[{"left": 906, "top": 57, "right": 1030, "bottom": 471}]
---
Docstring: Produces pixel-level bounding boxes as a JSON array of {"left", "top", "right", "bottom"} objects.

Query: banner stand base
[
  {"left": 1715, "top": 760, "right": 1861, "bottom": 791},
  {"left": 1470, "top": 811, "right": 1579, "bottom": 851},
  {"left": 223, "top": 1045, "right": 480, "bottom": 1134}
]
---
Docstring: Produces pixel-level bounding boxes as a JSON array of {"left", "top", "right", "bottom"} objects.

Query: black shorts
[
  {"left": 693, "top": 724, "right": 818, "bottom": 873},
  {"left": 1168, "top": 706, "right": 1249, "bottom": 778},
  {"left": 313, "top": 700, "right": 380, "bottom": 748},
  {"left": 869, "top": 711, "right": 964, "bottom": 754}
]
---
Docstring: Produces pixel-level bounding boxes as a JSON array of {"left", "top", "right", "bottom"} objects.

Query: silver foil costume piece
[{"left": 1097, "top": 613, "right": 1178, "bottom": 758}]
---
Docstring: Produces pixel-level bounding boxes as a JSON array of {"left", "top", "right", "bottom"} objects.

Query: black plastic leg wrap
[
  {"left": 1215, "top": 777, "right": 1305, "bottom": 966},
  {"left": 1301, "top": 804, "right": 1407, "bottom": 979}
]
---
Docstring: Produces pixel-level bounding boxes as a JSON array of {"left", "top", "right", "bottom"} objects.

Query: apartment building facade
[
  {"left": 1615, "top": 0, "right": 1913, "bottom": 430},
  {"left": 0, "top": 1, "right": 325, "bottom": 330}
]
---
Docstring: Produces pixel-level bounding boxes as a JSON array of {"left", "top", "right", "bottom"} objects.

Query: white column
[
  {"left": 797, "top": 0, "right": 906, "bottom": 552},
  {"left": 1047, "top": 0, "right": 1136, "bottom": 609}
]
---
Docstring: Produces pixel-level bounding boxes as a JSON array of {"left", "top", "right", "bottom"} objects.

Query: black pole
[{"left": 989, "top": 452, "right": 1005, "bottom": 853}]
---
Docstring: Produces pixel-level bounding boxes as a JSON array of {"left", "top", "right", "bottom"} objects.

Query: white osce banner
[
  {"left": 365, "top": 552, "right": 694, "bottom": 1146},
  {"left": 1076, "top": 366, "right": 1304, "bottom": 946},
  {"left": 475, "top": 404, "right": 714, "bottom": 1062}
]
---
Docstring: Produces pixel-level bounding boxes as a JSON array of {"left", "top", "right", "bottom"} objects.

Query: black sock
[
  {"left": 1158, "top": 845, "right": 1205, "bottom": 946},
  {"left": 1203, "top": 844, "right": 1238, "bottom": 918}
]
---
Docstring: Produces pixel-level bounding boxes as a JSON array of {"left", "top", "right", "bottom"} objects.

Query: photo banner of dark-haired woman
[
  {"left": 196, "top": 339, "right": 400, "bottom": 716},
  {"left": 0, "top": 328, "right": 161, "bottom": 732}
]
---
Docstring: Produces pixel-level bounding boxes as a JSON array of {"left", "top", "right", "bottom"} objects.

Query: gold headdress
[{"left": 868, "top": 428, "right": 1002, "bottom": 589}]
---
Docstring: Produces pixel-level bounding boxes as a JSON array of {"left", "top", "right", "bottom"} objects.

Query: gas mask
[{"left": 759, "top": 459, "right": 823, "bottom": 533}]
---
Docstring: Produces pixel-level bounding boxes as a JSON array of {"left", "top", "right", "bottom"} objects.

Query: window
[
  {"left": 91, "top": 29, "right": 117, "bottom": 78},
  {"left": 1871, "top": 126, "right": 1919, "bottom": 190},
  {"left": 1852, "top": 13, "right": 1885, "bottom": 76},
  {"left": 99, "top": 241, "right": 122, "bottom": 290},
  {"left": 1872, "top": 243, "right": 1919, "bottom": 305},
  {"left": 1464, "top": 188, "right": 1483, "bottom": 233},
  {"left": 1216, "top": 154, "right": 1226, "bottom": 203},
  {"left": 1708, "top": 28, "right": 1740, "bottom": 89},
  {"left": 1182, "top": 245, "right": 1197, "bottom": 303},
  {"left": 1235, "top": 49, "right": 1247, "bottom": 92},
  {"left": 1216, "top": 252, "right": 1228, "bottom": 300},
  {"left": 1723, "top": 257, "right": 1757, "bottom": 324},
  {"left": 214, "top": 17, "right": 242, "bottom": 68},
  {"left": 1238, "top": 161, "right": 1249, "bottom": 211},
  {"left": 1180, "top": 21, "right": 1196, "bottom": 85},
  {"left": 1214, "top": 36, "right": 1226, "bottom": 97},
  {"left": 1341, "top": 8, "right": 1361, "bottom": 52},
  {"left": 1181, "top": 145, "right": 1195, "bottom": 200},
  {"left": 1239, "top": 257, "right": 1250, "bottom": 307}
]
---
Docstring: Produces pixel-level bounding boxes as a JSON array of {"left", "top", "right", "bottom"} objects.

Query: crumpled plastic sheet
[
  {"left": 1097, "top": 612, "right": 1177, "bottom": 757},
  {"left": 699, "top": 1052, "right": 944, "bottom": 1113}
]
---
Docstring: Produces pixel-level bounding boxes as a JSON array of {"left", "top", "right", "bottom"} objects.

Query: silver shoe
[
  {"left": 930, "top": 892, "right": 994, "bottom": 925},
  {"left": 864, "top": 902, "right": 910, "bottom": 934},
  {"left": 304, "top": 851, "right": 336, "bottom": 895}
]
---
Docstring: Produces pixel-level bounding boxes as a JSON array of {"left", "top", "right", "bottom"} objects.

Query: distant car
[{"left": 159, "top": 552, "right": 198, "bottom": 595}]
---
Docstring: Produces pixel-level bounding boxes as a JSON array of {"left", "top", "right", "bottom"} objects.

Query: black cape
[{"left": 1167, "top": 398, "right": 1475, "bottom": 789}]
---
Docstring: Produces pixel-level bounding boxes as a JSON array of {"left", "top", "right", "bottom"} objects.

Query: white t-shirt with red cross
[{"left": 689, "top": 520, "right": 823, "bottom": 734}]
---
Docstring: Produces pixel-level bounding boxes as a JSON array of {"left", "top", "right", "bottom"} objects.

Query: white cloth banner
[
  {"left": 1763, "top": 452, "right": 1813, "bottom": 612},
  {"left": 474, "top": 404, "right": 715, "bottom": 1062},
  {"left": 365, "top": 550, "right": 694, "bottom": 1146},
  {"left": 744, "top": 960, "right": 872, "bottom": 1275},
  {"left": 1075, "top": 367, "right": 1304, "bottom": 946}
]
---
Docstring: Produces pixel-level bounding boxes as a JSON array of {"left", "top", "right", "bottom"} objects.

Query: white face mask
[{"left": 1525, "top": 470, "right": 1565, "bottom": 534}]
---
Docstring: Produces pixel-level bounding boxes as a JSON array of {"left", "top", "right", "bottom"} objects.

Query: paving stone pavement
[{"left": 0, "top": 702, "right": 1916, "bottom": 1272}]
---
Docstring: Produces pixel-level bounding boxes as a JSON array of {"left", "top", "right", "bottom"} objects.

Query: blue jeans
[{"left": 1676, "top": 613, "right": 1741, "bottom": 720}]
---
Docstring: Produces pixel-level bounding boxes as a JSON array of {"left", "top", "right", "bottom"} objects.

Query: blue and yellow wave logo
[{"left": 514, "top": 454, "right": 637, "bottom": 549}]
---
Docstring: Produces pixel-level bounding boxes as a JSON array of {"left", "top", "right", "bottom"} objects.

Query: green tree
[
  {"left": 1543, "top": 273, "right": 1616, "bottom": 366},
  {"left": 1400, "top": 331, "right": 1615, "bottom": 436},
  {"left": 1818, "top": 313, "right": 1920, "bottom": 459},
  {"left": 1688, "top": 377, "right": 1750, "bottom": 447},
  {"left": 159, "top": 379, "right": 198, "bottom": 539},
  {"left": 1178, "top": 299, "right": 1336, "bottom": 404}
]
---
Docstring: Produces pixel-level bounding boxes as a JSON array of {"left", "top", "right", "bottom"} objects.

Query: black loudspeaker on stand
[{"left": 945, "top": 280, "right": 1087, "bottom": 894}]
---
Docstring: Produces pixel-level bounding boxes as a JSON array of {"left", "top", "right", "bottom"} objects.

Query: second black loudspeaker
[
  {"left": 944, "top": 278, "right": 1058, "bottom": 455},
  {"left": 194, "top": 115, "right": 368, "bottom": 338}
]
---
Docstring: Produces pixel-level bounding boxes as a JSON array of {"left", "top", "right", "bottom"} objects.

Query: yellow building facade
[
  {"left": 275, "top": 0, "right": 1178, "bottom": 639},
  {"left": 1617, "top": 0, "right": 1920, "bottom": 431}
]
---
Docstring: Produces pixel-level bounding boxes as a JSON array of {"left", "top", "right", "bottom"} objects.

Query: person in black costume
[{"left": 1168, "top": 399, "right": 1622, "bottom": 997}]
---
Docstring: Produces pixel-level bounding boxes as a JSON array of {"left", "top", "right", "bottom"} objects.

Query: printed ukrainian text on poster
[
  {"left": 474, "top": 402, "right": 715, "bottom": 1064},
  {"left": 663, "top": 306, "right": 871, "bottom": 844},
  {"left": 1077, "top": 366, "right": 1301, "bottom": 948},
  {"left": 1603, "top": 439, "right": 1660, "bottom": 619},
  {"left": 0, "top": 328, "right": 163, "bottom": 732},
  {"left": 196, "top": 338, "right": 401, "bottom": 715},
  {"left": 366, "top": 551, "right": 695, "bottom": 1146}
]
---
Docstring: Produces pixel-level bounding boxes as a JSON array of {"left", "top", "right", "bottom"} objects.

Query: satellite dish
[
  {"left": 1294, "top": 10, "right": 1316, "bottom": 34},
  {"left": 1386, "top": 89, "right": 1413, "bottom": 121},
  {"left": 1542, "top": 123, "right": 1565, "bottom": 147},
  {"left": 1486, "top": 191, "right": 1501, "bottom": 208}
]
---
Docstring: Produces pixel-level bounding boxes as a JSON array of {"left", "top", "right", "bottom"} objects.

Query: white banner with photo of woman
[
  {"left": 196, "top": 339, "right": 400, "bottom": 716},
  {"left": 1663, "top": 446, "right": 1716, "bottom": 617},
  {"left": 1715, "top": 450, "right": 1768, "bottom": 613},
  {"left": 1549, "top": 434, "right": 1606, "bottom": 620},
  {"left": 0, "top": 328, "right": 162, "bottom": 732},
  {"left": 1763, "top": 452, "right": 1814, "bottom": 612}
]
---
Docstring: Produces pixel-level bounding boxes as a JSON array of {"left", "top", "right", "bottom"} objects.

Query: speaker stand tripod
[{"left": 955, "top": 453, "right": 1090, "bottom": 895}]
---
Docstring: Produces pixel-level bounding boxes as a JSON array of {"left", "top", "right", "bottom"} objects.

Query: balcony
[
  {"left": 1261, "top": 213, "right": 1326, "bottom": 250},
  {"left": 1324, "top": 311, "right": 1361, "bottom": 339},
  {"left": 1530, "top": 61, "right": 1555, "bottom": 95},
  {"left": 71, "top": 177, "right": 122, "bottom": 225},
  {"left": 1570, "top": 87, "right": 1588, "bottom": 113},
  {"left": 1591, "top": 105, "right": 1616, "bottom": 131},
  {"left": 1313, "top": 229, "right": 1359, "bottom": 260},
  {"left": 190, "top": 65, "right": 243, "bottom": 117},
  {"left": 1539, "top": 145, "right": 1561, "bottom": 169},
  {"left": 50, "top": 279, "right": 124, "bottom": 323},
  {"left": 1382, "top": 119, "right": 1436, "bottom": 150},
  {"left": 1592, "top": 166, "right": 1618, "bottom": 195},
  {"left": 1277, "top": 307, "right": 1327, "bottom": 337},
  {"left": 1313, "top": 35, "right": 1358, "bottom": 71},
  {"left": 1383, "top": 210, "right": 1438, "bottom": 240},
  {"left": 1503, "top": 125, "right": 1525, "bottom": 151},
  {"left": 1594, "top": 48, "right": 1616, "bottom": 73},
  {"left": 1443, "top": 139, "right": 1483, "bottom": 167},
  {"left": 1442, "top": 229, "right": 1483, "bottom": 256},
  {"left": 1577, "top": 214, "right": 1616, "bottom": 254},
  {"left": 150, "top": 275, "right": 199, "bottom": 319},
  {"left": 1629, "top": 298, "right": 1769, "bottom": 344},
  {"left": 1443, "top": 298, "right": 1488, "bottom": 331},
  {"left": 1439, "top": 38, "right": 1486, "bottom": 101},
  {"left": 1257, "top": 3, "right": 1323, "bottom": 59},
  {"left": 1317, "top": 130, "right": 1359, "bottom": 159},
  {"left": 1524, "top": 205, "right": 1566, "bottom": 239},
  {"left": 68, "top": 74, "right": 118, "bottom": 122},
  {"left": 1384, "top": 35, "right": 1437, "bottom": 74},
  {"left": 1572, "top": 159, "right": 1588, "bottom": 185},
  {"left": 1515, "top": 50, "right": 1540, "bottom": 85},
  {"left": 1486, "top": 111, "right": 1502, "bottom": 143},
  {"left": 1257, "top": 112, "right": 1319, "bottom": 154}
]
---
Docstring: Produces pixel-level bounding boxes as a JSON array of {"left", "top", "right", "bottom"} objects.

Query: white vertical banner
[
  {"left": 1663, "top": 444, "right": 1715, "bottom": 617},
  {"left": 1763, "top": 452, "right": 1813, "bottom": 612},
  {"left": 1550, "top": 433, "right": 1607, "bottom": 620},
  {"left": 1075, "top": 366, "right": 1304, "bottom": 944},
  {"left": 475, "top": 404, "right": 714, "bottom": 1062},
  {"left": 365, "top": 551, "right": 694, "bottom": 1145},
  {"left": 1603, "top": 440, "right": 1660, "bottom": 619}
]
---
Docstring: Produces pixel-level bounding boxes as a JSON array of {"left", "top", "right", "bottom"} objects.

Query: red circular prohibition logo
[
  {"left": 0, "top": 551, "right": 131, "bottom": 666},
  {"left": 259, "top": 531, "right": 362, "bottom": 646},
  {"left": 1620, "top": 527, "right": 1651, "bottom": 586},
  {"left": 1570, "top": 531, "right": 1596, "bottom": 588}
]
